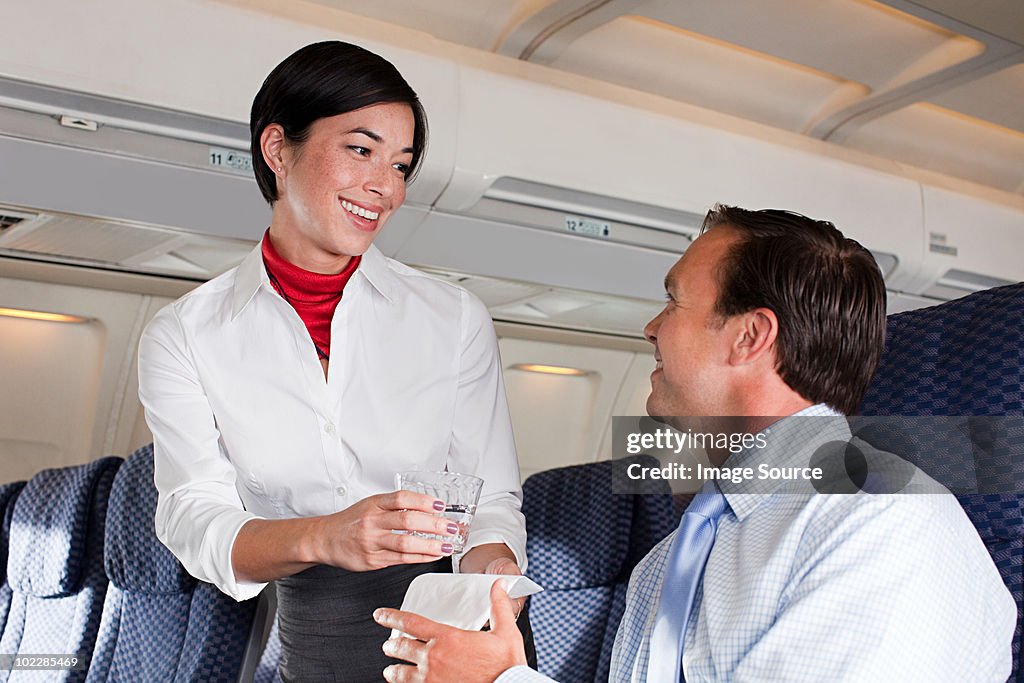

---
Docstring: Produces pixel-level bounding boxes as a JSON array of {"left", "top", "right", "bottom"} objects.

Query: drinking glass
[{"left": 396, "top": 471, "right": 484, "bottom": 553}]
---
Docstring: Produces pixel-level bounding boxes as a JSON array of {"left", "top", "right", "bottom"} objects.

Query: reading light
[
  {"left": 512, "top": 363, "right": 588, "bottom": 376},
  {"left": 0, "top": 307, "right": 87, "bottom": 323}
]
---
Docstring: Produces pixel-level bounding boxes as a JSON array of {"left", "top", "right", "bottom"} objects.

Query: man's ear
[
  {"left": 260, "top": 124, "right": 287, "bottom": 176},
  {"left": 729, "top": 308, "right": 778, "bottom": 366}
]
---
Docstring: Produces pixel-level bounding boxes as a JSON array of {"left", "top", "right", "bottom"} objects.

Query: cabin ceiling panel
[
  {"left": 304, "top": 0, "right": 549, "bottom": 51},
  {"left": 636, "top": 0, "right": 973, "bottom": 90},
  {"left": 926, "top": 63, "right": 1024, "bottom": 133},
  {"left": 843, "top": 104, "right": 1024, "bottom": 194},
  {"left": 548, "top": 17, "right": 857, "bottom": 133},
  {"left": 899, "top": 0, "right": 1024, "bottom": 45},
  {"left": 308, "top": 0, "right": 1019, "bottom": 194}
]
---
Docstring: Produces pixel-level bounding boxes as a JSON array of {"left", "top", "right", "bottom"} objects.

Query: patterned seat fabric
[
  {"left": 85, "top": 444, "right": 259, "bottom": 683},
  {"left": 0, "top": 457, "right": 121, "bottom": 683},
  {"left": 253, "top": 615, "right": 282, "bottom": 683},
  {"left": 0, "top": 481, "right": 26, "bottom": 635},
  {"left": 860, "top": 282, "right": 1024, "bottom": 682},
  {"left": 522, "top": 456, "right": 676, "bottom": 683}
]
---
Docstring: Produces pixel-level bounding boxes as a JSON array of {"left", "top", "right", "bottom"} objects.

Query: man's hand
[{"left": 373, "top": 580, "right": 528, "bottom": 683}]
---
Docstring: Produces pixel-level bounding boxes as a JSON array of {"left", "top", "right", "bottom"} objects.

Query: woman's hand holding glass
[{"left": 313, "top": 490, "right": 459, "bottom": 572}]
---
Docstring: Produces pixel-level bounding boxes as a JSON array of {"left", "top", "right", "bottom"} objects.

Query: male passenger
[{"left": 374, "top": 205, "right": 1016, "bottom": 682}]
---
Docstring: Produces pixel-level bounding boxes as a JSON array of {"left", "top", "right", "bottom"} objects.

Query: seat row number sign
[
  {"left": 208, "top": 147, "right": 253, "bottom": 174},
  {"left": 565, "top": 215, "right": 610, "bottom": 238}
]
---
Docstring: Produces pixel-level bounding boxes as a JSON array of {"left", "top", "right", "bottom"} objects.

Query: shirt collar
[
  {"left": 717, "top": 404, "right": 850, "bottom": 521},
  {"left": 231, "top": 240, "right": 397, "bottom": 319},
  {"left": 355, "top": 243, "right": 398, "bottom": 303}
]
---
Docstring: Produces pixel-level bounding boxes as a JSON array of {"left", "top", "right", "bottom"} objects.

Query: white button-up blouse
[{"left": 138, "top": 241, "right": 525, "bottom": 601}]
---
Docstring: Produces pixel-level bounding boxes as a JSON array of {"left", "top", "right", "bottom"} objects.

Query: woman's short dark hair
[
  {"left": 701, "top": 204, "right": 887, "bottom": 415},
  {"left": 250, "top": 41, "right": 428, "bottom": 204}
]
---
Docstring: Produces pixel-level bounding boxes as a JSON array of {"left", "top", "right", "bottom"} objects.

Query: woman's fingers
[
  {"left": 318, "top": 491, "right": 459, "bottom": 570},
  {"left": 378, "top": 489, "right": 445, "bottom": 514},
  {"left": 382, "top": 509, "right": 459, "bottom": 538},
  {"left": 383, "top": 530, "right": 452, "bottom": 557}
]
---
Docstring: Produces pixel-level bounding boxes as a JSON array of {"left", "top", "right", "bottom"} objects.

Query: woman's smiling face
[{"left": 266, "top": 101, "right": 416, "bottom": 273}]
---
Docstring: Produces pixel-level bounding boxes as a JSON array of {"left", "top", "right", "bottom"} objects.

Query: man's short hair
[{"left": 701, "top": 204, "right": 887, "bottom": 415}]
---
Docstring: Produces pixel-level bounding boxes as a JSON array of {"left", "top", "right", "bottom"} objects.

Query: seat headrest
[
  {"left": 104, "top": 444, "right": 196, "bottom": 593},
  {"left": 861, "top": 283, "right": 1024, "bottom": 494},
  {"left": 863, "top": 283, "right": 1024, "bottom": 416},
  {"left": 8, "top": 457, "right": 122, "bottom": 598}
]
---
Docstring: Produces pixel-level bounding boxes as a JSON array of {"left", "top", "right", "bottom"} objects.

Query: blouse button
[
  {"left": 336, "top": 485, "right": 347, "bottom": 496},
  {"left": 323, "top": 422, "right": 336, "bottom": 436}
]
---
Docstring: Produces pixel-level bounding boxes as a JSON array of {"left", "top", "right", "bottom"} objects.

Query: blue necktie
[{"left": 647, "top": 481, "right": 730, "bottom": 683}]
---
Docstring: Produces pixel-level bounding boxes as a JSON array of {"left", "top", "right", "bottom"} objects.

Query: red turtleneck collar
[{"left": 261, "top": 229, "right": 361, "bottom": 360}]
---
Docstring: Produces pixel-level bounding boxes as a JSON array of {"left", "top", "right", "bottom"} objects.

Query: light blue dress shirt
[{"left": 498, "top": 405, "right": 1016, "bottom": 682}]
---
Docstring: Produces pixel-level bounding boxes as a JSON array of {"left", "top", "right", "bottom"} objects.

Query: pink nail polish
[
  {"left": 446, "top": 523, "right": 458, "bottom": 534},
  {"left": 433, "top": 500, "right": 445, "bottom": 511},
  {"left": 442, "top": 543, "right": 454, "bottom": 555}
]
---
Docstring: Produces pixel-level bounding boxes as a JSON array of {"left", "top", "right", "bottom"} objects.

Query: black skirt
[{"left": 275, "top": 560, "right": 536, "bottom": 682}]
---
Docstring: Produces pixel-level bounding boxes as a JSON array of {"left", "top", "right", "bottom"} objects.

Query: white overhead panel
[
  {"left": 806, "top": 0, "right": 1021, "bottom": 143},
  {"left": 0, "top": 0, "right": 459, "bottom": 209},
  {"left": 270, "top": 0, "right": 1024, "bottom": 198},
  {"left": 844, "top": 102, "right": 1024, "bottom": 194},
  {"left": 401, "top": 61, "right": 928, "bottom": 299},
  {"left": 304, "top": 0, "right": 537, "bottom": 52},
  {"left": 928, "top": 63, "right": 1024, "bottom": 133},
  {"left": 506, "top": 0, "right": 988, "bottom": 138},
  {"left": 0, "top": 99, "right": 269, "bottom": 244},
  {"left": 545, "top": 17, "right": 862, "bottom": 133},
  {"left": 637, "top": 0, "right": 972, "bottom": 91},
  {"left": 892, "top": 0, "right": 1024, "bottom": 45},
  {"left": 496, "top": 0, "right": 648, "bottom": 61},
  {"left": 916, "top": 185, "right": 1024, "bottom": 300}
]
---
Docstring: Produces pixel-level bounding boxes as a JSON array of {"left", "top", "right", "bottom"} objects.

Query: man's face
[{"left": 644, "top": 228, "right": 742, "bottom": 418}]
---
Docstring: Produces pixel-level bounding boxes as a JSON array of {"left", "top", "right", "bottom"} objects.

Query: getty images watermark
[{"left": 610, "top": 415, "right": 1024, "bottom": 496}]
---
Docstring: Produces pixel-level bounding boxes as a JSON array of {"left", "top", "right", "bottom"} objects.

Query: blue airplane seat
[
  {"left": 253, "top": 615, "right": 282, "bottom": 683},
  {"left": 860, "top": 282, "right": 1024, "bottom": 682},
  {"left": 84, "top": 444, "right": 261, "bottom": 682},
  {"left": 522, "top": 456, "right": 676, "bottom": 683},
  {"left": 0, "top": 457, "right": 121, "bottom": 683},
  {"left": 0, "top": 481, "right": 26, "bottom": 634}
]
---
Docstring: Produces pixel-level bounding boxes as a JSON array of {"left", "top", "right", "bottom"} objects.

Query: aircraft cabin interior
[{"left": 0, "top": 0, "right": 1022, "bottom": 681}]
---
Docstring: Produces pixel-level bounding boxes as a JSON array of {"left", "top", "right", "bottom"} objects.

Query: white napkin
[{"left": 390, "top": 573, "right": 544, "bottom": 639}]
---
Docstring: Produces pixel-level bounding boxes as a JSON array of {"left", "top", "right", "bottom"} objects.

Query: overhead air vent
[
  {"left": 470, "top": 177, "right": 700, "bottom": 253},
  {"left": 419, "top": 266, "right": 662, "bottom": 338},
  {"left": 0, "top": 213, "right": 183, "bottom": 265},
  {"left": 0, "top": 205, "right": 253, "bottom": 280},
  {"left": 0, "top": 209, "right": 38, "bottom": 233}
]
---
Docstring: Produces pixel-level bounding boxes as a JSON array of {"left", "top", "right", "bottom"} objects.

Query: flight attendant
[{"left": 138, "top": 41, "right": 529, "bottom": 681}]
